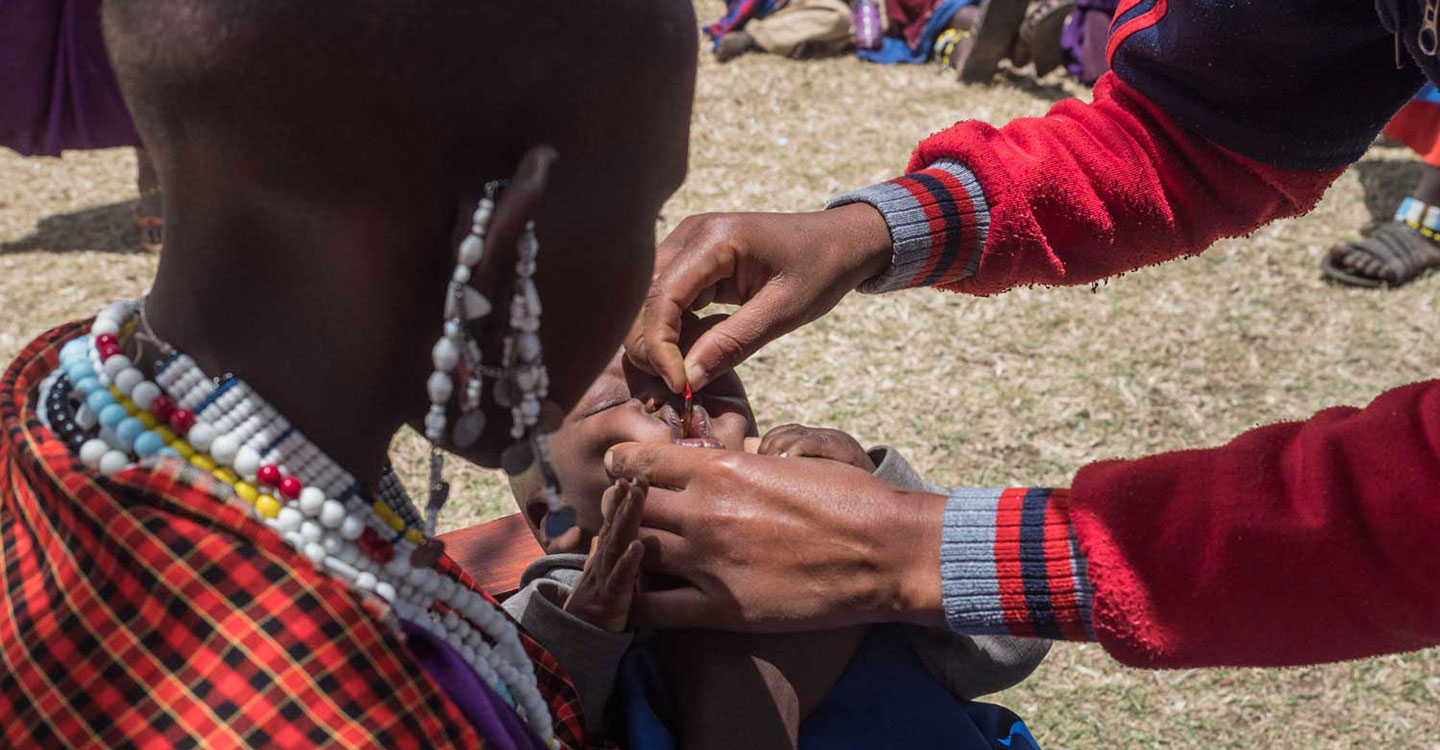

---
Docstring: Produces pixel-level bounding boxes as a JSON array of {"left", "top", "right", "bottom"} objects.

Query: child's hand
[
  {"left": 758, "top": 424, "right": 876, "bottom": 472},
  {"left": 564, "top": 478, "right": 647, "bottom": 633}
]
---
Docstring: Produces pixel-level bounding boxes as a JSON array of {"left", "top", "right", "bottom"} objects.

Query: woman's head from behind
[{"left": 104, "top": 0, "right": 698, "bottom": 468}]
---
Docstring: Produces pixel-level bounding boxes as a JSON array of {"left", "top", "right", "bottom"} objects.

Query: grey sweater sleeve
[
  {"left": 868, "top": 445, "right": 1052, "bottom": 700},
  {"left": 502, "top": 554, "right": 633, "bottom": 739}
]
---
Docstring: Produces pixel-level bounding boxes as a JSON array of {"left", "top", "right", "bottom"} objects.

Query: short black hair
[{"left": 103, "top": 0, "right": 696, "bottom": 198}]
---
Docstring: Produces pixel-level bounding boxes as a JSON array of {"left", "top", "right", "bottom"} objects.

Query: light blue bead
[
  {"left": 158, "top": 447, "right": 181, "bottom": 458},
  {"left": 65, "top": 363, "right": 96, "bottom": 384},
  {"left": 74, "top": 377, "right": 102, "bottom": 396},
  {"left": 60, "top": 339, "right": 87, "bottom": 363},
  {"left": 116, "top": 417, "right": 145, "bottom": 443},
  {"left": 134, "top": 431, "right": 166, "bottom": 458},
  {"left": 85, "top": 390, "right": 115, "bottom": 413},
  {"left": 98, "top": 403, "right": 129, "bottom": 429}
]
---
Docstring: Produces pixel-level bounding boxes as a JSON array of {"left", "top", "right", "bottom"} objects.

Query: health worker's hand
[
  {"left": 604, "top": 442, "right": 947, "bottom": 632},
  {"left": 625, "top": 205, "right": 893, "bottom": 394}
]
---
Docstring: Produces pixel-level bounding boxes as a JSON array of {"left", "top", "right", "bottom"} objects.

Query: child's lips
[{"left": 673, "top": 403, "right": 723, "bottom": 449}]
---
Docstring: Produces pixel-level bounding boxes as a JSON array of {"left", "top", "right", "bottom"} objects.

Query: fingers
[
  {"left": 682, "top": 283, "right": 806, "bottom": 391},
  {"left": 605, "top": 540, "right": 645, "bottom": 600},
  {"left": 604, "top": 441, "right": 719, "bottom": 490},
  {"left": 757, "top": 423, "right": 807, "bottom": 456},
  {"left": 627, "top": 223, "right": 742, "bottom": 393},
  {"left": 594, "top": 479, "right": 646, "bottom": 573},
  {"left": 635, "top": 527, "right": 692, "bottom": 573}
]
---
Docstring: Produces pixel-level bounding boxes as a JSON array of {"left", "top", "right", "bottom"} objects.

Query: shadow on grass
[
  {"left": 996, "top": 69, "right": 1074, "bottom": 104},
  {"left": 1354, "top": 157, "right": 1424, "bottom": 230},
  {"left": 1, "top": 200, "right": 143, "bottom": 255}
]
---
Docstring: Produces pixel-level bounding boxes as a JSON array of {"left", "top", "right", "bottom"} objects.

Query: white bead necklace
[{"left": 62, "top": 300, "right": 558, "bottom": 747}]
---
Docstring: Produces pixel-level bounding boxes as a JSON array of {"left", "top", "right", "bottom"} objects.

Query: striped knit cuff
[
  {"left": 940, "top": 488, "right": 1095, "bottom": 641},
  {"left": 826, "top": 158, "right": 991, "bottom": 294}
]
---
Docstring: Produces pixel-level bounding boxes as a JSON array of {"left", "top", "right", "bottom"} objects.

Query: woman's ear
[{"left": 469, "top": 145, "right": 559, "bottom": 296}]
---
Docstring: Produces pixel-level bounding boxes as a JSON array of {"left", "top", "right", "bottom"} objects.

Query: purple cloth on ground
[
  {"left": 1060, "top": 0, "right": 1118, "bottom": 81},
  {"left": 402, "top": 620, "right": 551, "bottom": 750},
  {"left": 0, "top": 0, "right": 140, "bottom": 156}
]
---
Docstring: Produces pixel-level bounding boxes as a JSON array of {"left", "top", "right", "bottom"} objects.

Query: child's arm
[{"left": 501, "top": 480, "right": 646, "bottom": 740}]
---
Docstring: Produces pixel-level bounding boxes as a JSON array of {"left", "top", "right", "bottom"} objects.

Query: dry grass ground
[{"left": 3, "top": 18, "right": 1439, "bottom": 748}]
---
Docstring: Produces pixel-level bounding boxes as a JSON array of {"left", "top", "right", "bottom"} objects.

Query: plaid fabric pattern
[
  {"left": 940, "top": 487, "right": 1095, "bottom": 642},
  {"left": 1, "top": 321, "right": 590, "bottom": 749}
]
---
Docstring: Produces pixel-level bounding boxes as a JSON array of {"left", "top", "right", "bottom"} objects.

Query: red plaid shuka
[{"left": 0, "top": 321, "right": 588, "bottom": 749}]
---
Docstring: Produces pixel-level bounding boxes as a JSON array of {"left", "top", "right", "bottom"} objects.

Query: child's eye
[{"left": 580, "top": 395, "right": 635, "bottom": 419}]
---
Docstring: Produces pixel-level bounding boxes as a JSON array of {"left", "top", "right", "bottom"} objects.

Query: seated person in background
[
  {"left": 504, "top": 339, "right": 1051, "bottom": 750},
  {"left": 708, "top": 0, "right": 857, "bottom": 63}
]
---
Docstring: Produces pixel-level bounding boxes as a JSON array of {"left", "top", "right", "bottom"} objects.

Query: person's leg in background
[
  {"left": 1324, "top": 94, "right": 1440, "bottom": 288},
  {"left": 717, "top": 0, "right": 854, "bottom": 62}
]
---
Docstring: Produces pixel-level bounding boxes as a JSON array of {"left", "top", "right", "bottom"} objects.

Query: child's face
[{"left": 518, "top": 349, "right": 756, "bottom": 551}]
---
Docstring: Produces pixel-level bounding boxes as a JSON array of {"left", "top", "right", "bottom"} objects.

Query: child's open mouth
[{"left": 672, "top": 403, "right": 724, "bottom": 449}]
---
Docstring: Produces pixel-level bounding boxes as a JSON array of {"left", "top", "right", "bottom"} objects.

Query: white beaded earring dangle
[
  {"left": 418, "top": 185, "right": 503, "bottom": 552},
  {"left": 497, "top": 220, "right": 573, "bottom": 537},
  {"left": 426, "top": 183, "right": 499, "bottom": 447}
]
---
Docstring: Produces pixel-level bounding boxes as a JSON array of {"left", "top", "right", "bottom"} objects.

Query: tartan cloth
[{"left": 0, "top": 320, "right": 590, "bottom": 749}]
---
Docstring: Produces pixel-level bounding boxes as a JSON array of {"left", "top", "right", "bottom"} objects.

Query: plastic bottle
[{"left": 853, "top": 0, "right": 883, "bottom": 51}]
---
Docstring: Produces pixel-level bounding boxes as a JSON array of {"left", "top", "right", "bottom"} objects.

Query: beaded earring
[
  {"left": 496, "top": 221, "right": 572, "bottom": 537},
  {"left": 422, "top": 186, "right": 573, "bottom": 541}
]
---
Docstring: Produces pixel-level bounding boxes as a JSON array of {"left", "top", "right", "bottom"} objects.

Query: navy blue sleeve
[{"left": 1109, "top": 0, "right": 1425, "bottom": 171}]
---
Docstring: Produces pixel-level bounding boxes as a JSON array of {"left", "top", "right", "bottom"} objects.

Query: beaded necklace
[{"left": 46, "top": 299, "right": 559, "bottom": 747}]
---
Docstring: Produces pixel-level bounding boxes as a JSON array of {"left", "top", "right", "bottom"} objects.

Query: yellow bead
[
  {"left": 404, "top": 528, "right": 424, "bottom": 544},
  {"left": 373, "top": 501, "right": 404, "bottom": 531},
  {"left": 234, "top": 482, "right": 259, "bottom": 503},
  {"left": 189, "top": 454, "right": 216, "bottom": 471},
  {"left": 212, "top": 467, "right": 238, "bottom": 484},
  {"left": 171, "top": 441, "right": 196, "bottom": 458},
  {"left": 122, "top": 398, "right": 139, "bottom": 415},
  {"left": 109, "top": 386, "right": 123, "bottom": 400},
  {"left": 136, "top": 412, "right": 158, "bottom": 429},
  {"left": 255, "top": 495, "right": 281, "bottom": 519},
  {"left": 154, "top": 426, "right": 177, "bottom": 443}
]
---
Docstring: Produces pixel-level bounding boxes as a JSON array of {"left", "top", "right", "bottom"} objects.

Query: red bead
[
  {"left": 256, "top": 464, "right": 282, "bottom": 487},
  {"left": 168, "top": 408, "right": 196, "bottom": 434},
  {"left": 98, "top": 343, "right": 121, "bottom": 360},
  {"left": 278, "top": 476, "right": 303, "bottom": 500},
  {"left": 149, "top": 395, "right": 175, "bottom": 421},
  {"left": 359, "top": 527, "right": 395, "bottom": 564},
  {"left": 94, "top": 334, "right": 118, "bottom": 349}
]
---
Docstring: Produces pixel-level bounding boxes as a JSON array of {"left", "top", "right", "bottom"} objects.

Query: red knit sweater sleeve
[
  {"left": 829, "top": 73, "right": 1344, "bottom": 296},
  {"left": 1070, "top": 379, "right": 1440, "bottom": 668}
]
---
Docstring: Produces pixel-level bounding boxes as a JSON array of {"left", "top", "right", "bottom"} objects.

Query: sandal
[
  {"left": 1321, "top": 220, "right": 1440, "bottom": 288},
  {"left": 958, "top": 0, "right": 1029, "bottom": 84},
  {"left": 1019, "top": 0, "right": 1076, "bottom": 77}
]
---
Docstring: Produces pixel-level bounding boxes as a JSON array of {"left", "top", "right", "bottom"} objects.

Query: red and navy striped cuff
[
  {"left": 940, "top": 487, "right": 1095, "bottom": 641},
  {"left": 826, "top": 159, "right": 991, "bottom": 293}
]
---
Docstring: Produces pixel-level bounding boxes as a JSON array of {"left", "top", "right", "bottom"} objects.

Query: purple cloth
[
  {"left": 1060, "top": 0, "right": 1118, "bottom": 83},
  {"left": 402, "top": 620, "right": 551, "bottom": 750},
  {"left": 0, "top": 0, "right": 140, "bottom": 156}
]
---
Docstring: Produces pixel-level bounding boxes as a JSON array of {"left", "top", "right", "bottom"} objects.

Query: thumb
[{"left": 682, "top": 283, "right": 806, "bottom": 390}]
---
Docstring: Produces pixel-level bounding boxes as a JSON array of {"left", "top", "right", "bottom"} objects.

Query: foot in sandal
[{"left": 1322, "top": 213, "right": 1440, "bottom": 288}]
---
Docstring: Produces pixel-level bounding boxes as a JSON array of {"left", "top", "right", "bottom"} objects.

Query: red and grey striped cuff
[
  {"left": 940, "top": 488, "right": 1095, "bottom": 641},
  {"left": 826, "top": 158, "right": 991, "bottom": 293}
]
